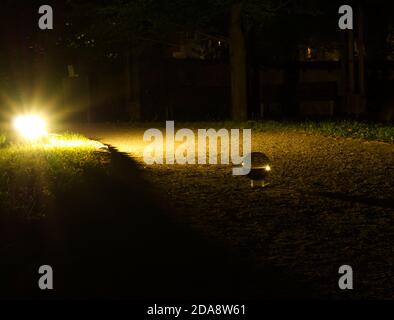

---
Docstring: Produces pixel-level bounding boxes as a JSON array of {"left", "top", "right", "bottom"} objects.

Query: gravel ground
[{"left": 71, "top": 123, "right": 394, "bottom": 299}]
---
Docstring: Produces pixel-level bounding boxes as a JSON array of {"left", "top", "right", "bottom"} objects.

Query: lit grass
[
  {"left": 129, "top": 120, "right": 394, "bottom": 143},
  {"left": 250, "top": 120, "right": 394, "bottom": 143},
  {"left": 0, "top": 132, "right": 6, "bottom": 147},
  {"left": 0, "top": 134, "right": 109, "bottom": 220}
]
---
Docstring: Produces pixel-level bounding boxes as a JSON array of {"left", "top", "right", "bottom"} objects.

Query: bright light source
[
  {"left": 13, "top": 115, "right": 47, "bottom": 140},
  {"left": 244, "top": 152, "right": 272, "bottom": 188}
]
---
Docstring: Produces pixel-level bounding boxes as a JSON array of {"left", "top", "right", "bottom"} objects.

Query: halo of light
[
  {"left": 244, "top": 152, "right": 271, "bottom": 188},
  {"left": 13, "top": 115, "right": 47, "bottom": 140}
]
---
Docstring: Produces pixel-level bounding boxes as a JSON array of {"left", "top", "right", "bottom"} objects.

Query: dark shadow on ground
[
  {"left": 0, "top": 147, "right": 319, "bottom": 299},
  {"left": 316, "top": 192, "right": 394, "bottom": 209}
]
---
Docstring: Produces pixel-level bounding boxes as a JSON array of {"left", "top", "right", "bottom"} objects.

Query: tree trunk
[
  {"left": 347, "top": 29, "right": 355, "bottom": 95},
  {"left": 247, "top": 25, "right": 262, "bottom": 119},
  {"left": 229, "top": 3, "right": 248, "bottom": 121},
  {"left": 343, "top": 3, "right": 366, "bottom": 116},
  {"left": 344, "top": 27, "right": 356, "bottom": 114},
  {"left": 125, "top": 43, "right": 141, "bottom": 120},
  {"left": 356, "top": 2, "right": 366, "bottom": 114}
]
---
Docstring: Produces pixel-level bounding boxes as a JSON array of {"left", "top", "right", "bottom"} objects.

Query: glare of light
[
  {"left": 307, "top": 47, "right": 312, "bottom": 59},
  {"left": 46, "top": 135, "right": 108, "bottom": 150},
  {"left": 13, "top": 115, "right": 47, "bottom": 140},
  {"left": 264, "top": 165, "right": 271, "bottom": 171}
]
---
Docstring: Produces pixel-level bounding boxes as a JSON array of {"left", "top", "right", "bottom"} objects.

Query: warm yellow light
[
  {"left": 13, "top": 115, "right": 47, "bottom": 140},
  {"left": 46, "top": 136, "right": 104, "bottom": 149},
  {"left": 264, "top": 165, "right": 271, "bottom": 171},
  {"left": 307, "top": 47, "right": 312, "bottom": 59}
]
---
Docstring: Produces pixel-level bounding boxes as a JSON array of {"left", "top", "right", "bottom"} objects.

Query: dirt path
[
  {"left": 71, "top": 123, "right": 394, "bottom": 299},
  {"left": 0, "top": 128, "right": 311, "bottom": 299}
]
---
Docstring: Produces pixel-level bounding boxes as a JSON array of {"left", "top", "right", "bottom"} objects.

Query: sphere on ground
[{"left": 243, "top": 152, "right": 271, "bottom": 182}]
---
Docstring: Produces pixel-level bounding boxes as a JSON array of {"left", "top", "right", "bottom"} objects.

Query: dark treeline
[{"left": 0, "top": 0, "right": 393, "bottom": 122}]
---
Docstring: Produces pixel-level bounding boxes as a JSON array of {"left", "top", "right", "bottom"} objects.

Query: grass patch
[
  {"left": 129, "top": 120, "right": 394, "bottom": 143},
  {"left": 0, "top": 134, "right": 109, "bottom": 220},
  {"left": 0, "top": 132, "right": 6, "bottom": 147},
  {"left": 250, "top": 120, "right": 394, "bottom": 142}
]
